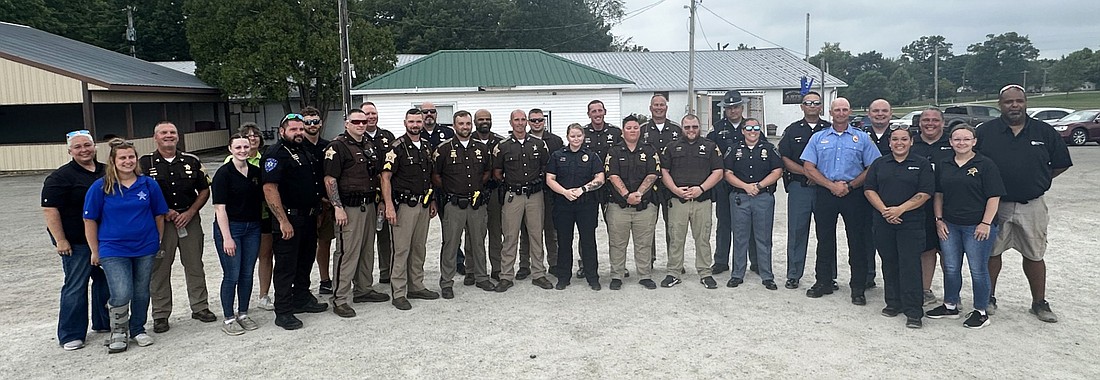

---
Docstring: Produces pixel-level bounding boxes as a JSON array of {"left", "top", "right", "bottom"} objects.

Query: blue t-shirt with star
[{"left": 83, "top": 175, "right": 169, "bottom": 258}]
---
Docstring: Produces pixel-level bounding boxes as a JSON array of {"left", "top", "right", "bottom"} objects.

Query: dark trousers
[
  {"left": 812, "top": 187, "right": 871, "bottom": 294},
  {"left": 377, "top": 219, "right": 392, "bottom": 280},
  {"left": 272, "top": 214, "right": 318, "bottom": 315},
  {"left": 875, "top": 221, "right": 925, "bottom": 319},
  {"left": 714, "top": 182, "right": 757, "bottom": 268},
  {"left": 553, "top": 200, "right": 599, "bottom": 285}
]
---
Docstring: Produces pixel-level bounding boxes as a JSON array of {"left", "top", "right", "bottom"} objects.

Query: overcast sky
[{"left": 612, "top": 0, "right": 1099, "bottom": 60}]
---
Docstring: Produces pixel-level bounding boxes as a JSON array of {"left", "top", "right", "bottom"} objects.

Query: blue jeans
[
  {"left": 214, "top": 221, "right": 261, "bottom": 319},
  {"left": 58, "top": 243, "right": 111, "bottom": 344},
  {"left": 99, "top": 254, "right": 155, "bottom": 335},
  {"left": 940, "top": 222, "right": 997, "bottom": 310}
]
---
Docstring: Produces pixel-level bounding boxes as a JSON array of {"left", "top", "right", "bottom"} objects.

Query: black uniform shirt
[
  {"left": 140, "top": 150, "right": 210, "bottom": 211},
  {"left": 263, "top": 140, "right": 323, "bottom": 209},
  {"left": 583, "top": 123, "right": 622, "bottom": 161},
  {"left": 41, "top": 160, "right": 105, "bottom": 245},
  {"left": 911, "top": 132, "right": 954, "bottom": 169},
  {"left": 530, "top": 131, "right": 564, "bottom": 154},
  {"left": 303, "top": 137, "right": 329, "bottom": 179},
  {"left": 383, "top": 135, "right": 434, "bottom": 195},
  {"left": 474, "top": 132, "right": 505, "bottom": 189},
  {"left": 435, "top": 139, "right": 490, "bottom": 195},
  {"left": 975, "top": 117, "right": 1073, "bottom": 202},
  {"left": 861, "top": 125, "right": 892, "bottom": 156},
  {"left": 778, "top": 118, "right": 830, "bottom": 183},
  {"left": 864, "top": 154, "right": 935, "bottom": 227},
  {"left": 935, "top": 154, "right": 1007, "bottom": 226},
  {"left": 724, "top": 141, "right": 783, "bottom": 189},
  {"left": 709, "top": 117, "right": 765, "bottom": 156},
  {"left": 423, "top": 124, "right": 455, "bottom": 151},
  {"left": 547, "top": 147, "right": 603, "bottom": 203},
  {"left": 324, "top": 133, "right": 379, "bottom": 194},
  {"left": 212, "top": 163, "right": 263, "bottom": 222},
  {"left": 659, "top": 137, "right": 724, "bottom": 200},
  {"left": 366, "top": 128, "right": 397, "bottom": 153},
  {"left": 640, "top": 119, "right": 683, "bottom": 152},
  {"left": 493, "top": 136, "right": 548, "bottom": 185},
  {"left": 605, "top": 142, "right": 661, "bottom": 204}
]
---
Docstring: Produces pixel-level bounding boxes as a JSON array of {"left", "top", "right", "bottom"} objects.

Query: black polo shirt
[
  {"left": 383, "top": 135, "right": 434, "bottom": 195},
  {"left": 864, "top": 154, "right": 935, "bottom": 227},
  {"left": 724, "top": 141, "right": 783, "bottom": 192},
  {"left": 660, "top": 137, "right": 723, "bottom": 200},
  {"left": 778, "top": 118, "right": 830, "bottom": 184},
  {"left": 493, "top": 135, "right": 548, "bottom": 185},
  {"left": 324, "top": 133, "right": 379, "bottom": 194},
  {"left": 41, "top": 160, "right": 105, "bottom": 245},
  {"left": 976, "top": 117, "right": 1072, "bottom": 202},
  {"left": 263, "top": 140, "right": 323, "bottom": 209},
  {"left": 861, "top": 125, "right": 892, "bottom": 156},
  {"left": 434, "top": 139, "right": 490, "bottom": 195},
  {"left": 935, "top": 154, "right": 1006, "bottom": 225},
  {"left": 605, "top": 142, "right": 661, "bottom": 204},
  {"left": 140, "top": 150, "right": 210, "bottom": 211},
  {"left": 547, "top": 147, "right": 603, "bottom": 203},
  {"left": 582, "top": 123, "right": 622, "bottom": 161},
  {"left": 911, "top": 132, "right": 954, "bottom": 169},
  {"left": 212, "top": 163, "right": 263, "bottom": 222}
]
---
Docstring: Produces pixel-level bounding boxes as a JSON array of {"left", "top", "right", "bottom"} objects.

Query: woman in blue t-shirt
[
  {"left": 83, "top": 139, "right": 168, "bottom": 354},
  {"left": 212, "top": 134, "right": 263, "bottom": 335}
]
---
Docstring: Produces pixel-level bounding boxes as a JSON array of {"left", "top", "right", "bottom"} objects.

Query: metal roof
[
  {"left": 0, "top": 22, "right": 216, "bottom": 93},
  {"left": 354, "top": 49, "right": 634, "bottom": 91},
  {"left": 556, "top": 49, "right": 846, "bottom": 92}
]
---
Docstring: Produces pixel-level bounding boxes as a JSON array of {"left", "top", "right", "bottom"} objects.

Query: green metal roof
[{"left": 353, "top": 49, "right": 633, "bottom": 90}]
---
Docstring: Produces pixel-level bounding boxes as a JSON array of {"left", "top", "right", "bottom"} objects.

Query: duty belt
[
  {"left": 285, "top": 207, "right": 319, "bottom": 216},
  {"left": 395, "top": 190, "right": 432, "bottom": 208},
  {"left": 732, "top": 186, "right": 776, "bottom": 194},
  {"left": 442, "top": 192, "right": 487, "bottom": 210},
  {"left": 340, "top": 191, "right": 378, "bottom": 208},
  {"left": 504, "top": 181, "right": 543, "bottom": 196},
  {"left": 614, "top": 199, "right": 650, "bottom": 211}
]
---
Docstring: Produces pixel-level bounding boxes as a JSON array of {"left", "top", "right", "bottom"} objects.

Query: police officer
[
  {"left": 605, "top": 116, "right": 661, "bottom": 290},
  {"left": 580, "top": 99, "right": 622, "bottom": 278},
  {"left": 520, "top": 108, "right": 563, "bottom": 278},
  {"left": 863, "top": 99, "right": 893, "bottom": 156},
  {"left": 707, "top": 90, "right": 757, "bottom": 275},
  {"left": 777, "top": 91, "right": 829, "bottom": 289},
  {"left": 141, "top": 121, "right": 215, "bottom": 333},
  {"left": 322, "top": 109, "right": 389, "bottom": 318},
  {"left": 639, "top": 94, "right": 682, "bottom": 266},
  {"left": 493, "top": 109, "right": 553, "bottom": 292},
  {"left": 360, "top": 102, "right": 396, "bottom": 284},
  {"left": 472, "top": 109, "right": 505, "bottom": 282},
  {"left": 419, "top": 102, "right": 463, "bottom": 276},
  {"left": 864, "top": 127, "right": 935, "bottom": 329},
  {"left": 723, "top": 118, "right": 783, "bottom": 290},
  {"left": 800, "top": 98, "right": 881, "bottom": 306},
  {"left": 263, "top": 114, "right": 329, "bottom": 330},
  {"left": 547, "top": 123, "right": 605, "bottom": 290},
  {"left": 301, "top": 106, "right": 335, "bottom": 295},
  {"left": 433, "top": 110, "right": 495, "bottom": 297},
  {"left": 910, "top": 107, "right": 954, "bottom": 305},
  {"left": 660, "top": 114, "right": 724, "bottom": 289},
  {"left": 382, "top": 109, "right": 441, "bottom": 310}
]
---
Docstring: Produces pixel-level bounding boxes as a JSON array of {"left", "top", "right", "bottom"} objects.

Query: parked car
[
  {"left": 1050, "top": 109, "right": 1100, "bottom": 146},
  {"left": 912, "top": 104, "right": 1000, "bottom": 129},
  {"left": 849, "top": 114, "right": 870, "bottom": 129},
  {"left": 1028, "top": 107, "right": 1075, "bottom": 123},
  {"left": 891, "top": 110, "right": 922, "bottom": 134}
]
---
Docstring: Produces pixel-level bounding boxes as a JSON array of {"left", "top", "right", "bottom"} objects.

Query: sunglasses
[
  {"left": 303, "top": 119, "right": 322, "bottom": 126},
  {"left": 743, "top": 125, "right": 762, "bottom": 131},
  {"left": 421, "top": 109, "right": 437, "bottom": 114},
  {"left": 529, "top": 118, "right": 545, "bottom": 123},
  {"left": 348, "top": 119, "right": 369, "bottom": 125},
  {"left": 889, "top": 124, "right": 909, "bottom": 131},
  {"left": 802, "top": 101, "right": 822, "bottom": 106},
  {"left": 66, "top": 129, "right": 92, "bottom": 139},
  {"left": 283, "top": 113, "right": 304, "bottom": 122}
]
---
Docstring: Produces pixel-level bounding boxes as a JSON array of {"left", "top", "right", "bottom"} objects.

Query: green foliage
[
  {"left": 847, "top": 71, "right": 893, "bottom": 108},
  {"left": 1048, "top": 48, "right": 1094, "bottom": 92},
  {"left": 888, "top": 67, "right": 919, "bottom": 104},
  {"left": 965, "top": 32, "right": 1040, "bottom": 93},
  {"left": 808, "top": 42, "right": 853, "bottom": 82}
]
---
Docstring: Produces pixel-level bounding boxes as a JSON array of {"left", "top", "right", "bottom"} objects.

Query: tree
[
  {"left": 888, "top": 67, "right": 919, "bottom": 104},
  {"left": 1048, "top": 48, "right": 1093, "bottom": 92},
  {"left": 901, "top": 35, "right": 953, "bottom": 64},
  {"left": 808, "top": 42, "right": 853, "bottom": 82},
  {"left": 848, "top": 51, "right": 898, "bottom": 81},
  {"left": 965, "top": 32, "right": 1040, "bottom": 93},
  {"left": 847, "top": 71, "right": 893, "bottom": 108},
  {"left": 130, "top": 0, "right": 191, "bottom": 61},
  {"left": 185, "top": 0, "right": 397, "bottom": 112}
]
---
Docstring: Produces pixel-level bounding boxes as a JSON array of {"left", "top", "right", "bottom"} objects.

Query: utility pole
[
  {"left": 125, "top": 6, "right": 136, "bottom": 57},
  {"left": 805, "top": 13, "right": 810, "bottom": 61},
  {"left": 337, "top": 0, "right": 353, "bottom": 115},
  {"left": 933, "top": 44, "right": 939, "bottom": 105},
  {"left": 1022, "top": 70, "right": 1029, "bottom": 91},
  {"left": 686, "top": 0, "right": 697, "bottom": 114}
]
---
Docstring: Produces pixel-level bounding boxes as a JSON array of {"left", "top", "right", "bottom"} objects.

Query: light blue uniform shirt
[{"left": 799, "top": 125, "right": 881, "bottom": 182}]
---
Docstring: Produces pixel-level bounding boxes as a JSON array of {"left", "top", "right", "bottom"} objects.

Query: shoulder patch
[{"left": 264, "top": 158, "right": 278, "bottom": 172}]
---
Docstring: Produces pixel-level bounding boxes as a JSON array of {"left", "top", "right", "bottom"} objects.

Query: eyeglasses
[
  {"left": 529, "top": 118, "right": 545, "bottom": 123},
  {"left": 66, "top": 130, "right": 92, "bottom": 139},
  {"left": 743, "top": 125, "right": 762, "bottom": 131},
  {"left": 421, "top": 109, "right": 437, "bottom": 114},
  {"left": 802, "top": 101, "right": 822, "bottom": 106},
  {"left": 347, "top": 119, "right": 369, "bottom": 125},
  {"left": 283, "top": 113, "right": 304, "bottom": 122},
  {"left": 304, "top": 119, "right": 322, "bottom": 126},
  {"left": 683, "top": 125, "right": 700, "bottom": 130},
  {"left": 243, "top": 134, "right": 261, "bottom": 139}
]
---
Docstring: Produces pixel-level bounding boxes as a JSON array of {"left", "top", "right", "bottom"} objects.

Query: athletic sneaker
[
  {"left": 660, "top": 275, "right": 682, "bottom": 288},
  {"left": 256, "top": 295, "right": 275, "bottom": 311},
  {"left": 925, "top": 304, "right": 961, "bottom": 319},
  {"left": 963, "top": 310, "right": 991, "bottom": 329},
  {"left": 923, "top": 289, "right": 938, "bottom": 306},
  {"left": 237, "top": 315, "right": 259, "bottom": 331},
  {"left": 62, "top": 340, "right": 84, "bottom": 351},
  {"left": 133, "top": 333, "right": 154, "bottom": 347},
  {"left": 222, "top": 320, "right": 245, "bottom": 336},
  {"left": 1030, "top": 300, "right": 1058, "bottom": 323},
  {"left": 318, "top": 280, "right": 333, "bottom": 295}
]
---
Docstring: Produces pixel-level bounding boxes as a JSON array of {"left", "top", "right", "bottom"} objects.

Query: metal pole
[
  {"left": 126, "top": 6, "right": 136, "bottom": 57},
  {"left": 338, "top": 0, "right": 353, "bottom": 115},
  {"left": 933, "top": 44, "right": 939, "bottom": 105},
  {"left": 805, "top": 13, "right": 810, "bottom": 61},
  {"left": 687, "top": 0, "right": 697, "bottom": 115},
  {"left": 1022, "top": 70, "right": 1028, "bottom": 91}
]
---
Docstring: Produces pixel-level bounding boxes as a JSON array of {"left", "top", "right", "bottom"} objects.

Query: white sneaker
[
  {"left": 222, "top": 320, "right": 246, "bottom": 336},
  {"left": 256, "top": 295, "right": 275, "bottom": 311},
  {"left": 133, "top": 333, "right": 154, "bottom": 347},
  {"left": 62, "top": 340, "right": 84, "bottom": 351}
]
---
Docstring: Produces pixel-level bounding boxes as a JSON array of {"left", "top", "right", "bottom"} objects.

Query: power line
[
  {"left": 542, "top": 0, "right": 666, "bottom": 50},
  {"left": 697, "top": 4, "right": 803, "bottom": 56},
  {"left": 696, "top": 8, "right": 713, "bottom": 49},
  {"left": 351, "top": 0, "right": 667, "bottom": 34}
]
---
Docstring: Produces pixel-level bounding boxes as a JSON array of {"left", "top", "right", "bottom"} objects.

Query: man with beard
[
  {"left": 580, "top": 100, "right": 622, "bottom": 277},
  {"left": 519, "top": 108, "right": 563, "bottom": 278},
  {"left": 976, "top": 84, "right": 1072, "bottom": 323},
  {"left": 382, "top": 109, "right": 441, "bottom": 310},
  {"left": 360, "top": 102, "right": 396, "bottom": 286},
  {"left": 472, "top": 109, "right": 505, "bottom": 283},
  {"left": 433, "top": 111, "right": 495, "bottom": 296},
  {"left": 300, "top": 106, "right": 335, "bottom": 296},
  {"left": 420, "top": 102, "right": 462, "bottom": 275},
  {"left": 141, "top": 121, "right": 214, "bottom": 333},
  {"left": 264, "top": 114, "right": 328, "bottom": 330},
  {"left": 639, "top": 94, "right": 682, "bottom": 268}
]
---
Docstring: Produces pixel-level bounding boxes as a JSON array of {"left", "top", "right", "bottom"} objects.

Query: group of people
[{"left": 45, "top": 84, "right": 1070, "bottom": 353}]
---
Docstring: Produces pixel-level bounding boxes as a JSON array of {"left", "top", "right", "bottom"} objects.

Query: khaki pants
[
  {"left": 501, "top": 192, "right": 547, "bottom": 281},
  {"left": 992, "top": 196, "right": 1049, "bottom": 261},
  {"left": 666, "top": 200, "right": 714, "bottom": 276},
  {"left": 520, "top": 191, "right": 558, "bottom": 268},
  {"left": 331, "top": 203, "right": 378, "bottom": 305},
  {"left": 606, "top": 205, "right": 658, "bottom": 280},
  {"left": 440, "top": 203, "right": 488, "bottom": 287},
  {"left": 389, "top": 203, "right": 430, "bottom": 299},
  {"left": 151, "top": 213, "right": 209, "bottom": 319},
  {"left": 483, "top": 188, "right": 503, "bottom": 275}
]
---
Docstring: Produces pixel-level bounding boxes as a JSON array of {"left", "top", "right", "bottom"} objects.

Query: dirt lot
[{"left": 2, "top": 146, "right": 1098, "bottom": 379}]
